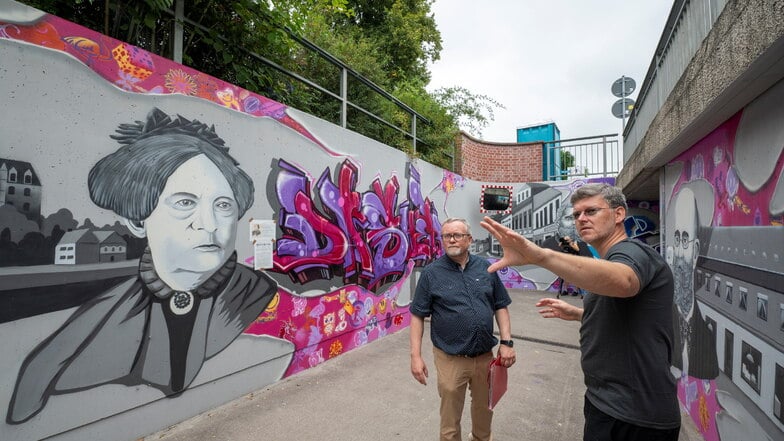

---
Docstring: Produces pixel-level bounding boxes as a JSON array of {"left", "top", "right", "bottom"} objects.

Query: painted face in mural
[
  {"left": 441, "top": 219, "right": 471, "bottom": 262},
  {"left": 671, "top": 188, "right": 699, "bottom": 319},
  {"left": 557, "top": 205, "right": 578, "bottom": 240},
  {"left": 139, "top": 154, "right": 239, "bottom": 291}
]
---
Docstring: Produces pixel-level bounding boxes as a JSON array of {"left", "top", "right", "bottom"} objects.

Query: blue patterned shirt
[{"left": 410, "top": 254, "right": 511, "bottom": 356}]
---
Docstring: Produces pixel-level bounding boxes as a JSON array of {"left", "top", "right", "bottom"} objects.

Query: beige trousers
[{"left": 433, "top": 347, "right": 494, "bottom": 441}]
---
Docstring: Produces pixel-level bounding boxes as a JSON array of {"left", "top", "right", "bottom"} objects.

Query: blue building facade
[{"left": 516, "top": 122, "right": 561, "bottom": 180}]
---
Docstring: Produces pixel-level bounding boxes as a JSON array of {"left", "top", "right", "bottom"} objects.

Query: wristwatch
[{"left": 499, "top": 339, "right": 514, "bottom": 348}]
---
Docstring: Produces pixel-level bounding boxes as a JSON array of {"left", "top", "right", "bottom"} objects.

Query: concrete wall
[
  {"left": 0, "top": 4, "right": 618, "bottom": 440},
  {"left": 617, "top": 0, "right": 784, "bottom": 200},
  {"left": 662, "top": 79, "right": 784, "bottom": 441}
]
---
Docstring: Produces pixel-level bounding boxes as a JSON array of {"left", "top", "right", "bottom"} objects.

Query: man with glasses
[
  {"left": 669, "top": 186, "right": 718, "bottom": 386},
  {"left": 410, "top": 218, "right": 516, "bottom": 441},
  {"left": 481, "top": 184, "right": 680, "bottom": 441}
]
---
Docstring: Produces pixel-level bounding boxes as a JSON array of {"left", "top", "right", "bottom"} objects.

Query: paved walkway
[{"left": 146, "top": 290, "right": 700, "bottom": 441}]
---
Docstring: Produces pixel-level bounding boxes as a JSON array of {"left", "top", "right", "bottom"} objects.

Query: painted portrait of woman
[{"left": 7, "top": 108, "right": 283, "bottom": 424}]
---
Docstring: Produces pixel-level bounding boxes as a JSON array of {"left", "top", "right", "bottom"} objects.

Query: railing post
[
  {"left": 173, "top": 0, "right": 184, "bottom": 63},
  {"left": 340, "top": 67, "right": 348, "bottom": 128},
  {"left": 545, "top": 141, "right": 551, "bottom": 181},
  {"left": 411, "top": 114, "right": 417, "bottom": 155}
]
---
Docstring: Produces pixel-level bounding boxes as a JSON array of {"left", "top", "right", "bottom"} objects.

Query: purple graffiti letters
[{"left": 273, "top": 160, "right": 441, "bottom": 292}]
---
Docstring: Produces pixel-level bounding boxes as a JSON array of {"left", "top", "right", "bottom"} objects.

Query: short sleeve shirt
[
  {"left": 410, "top": 254, "right": 511, "bottom": 356},
  {"left": 580, "top": 239, "right": 680, "bottom": 429}
]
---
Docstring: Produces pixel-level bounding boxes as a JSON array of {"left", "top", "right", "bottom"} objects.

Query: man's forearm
[
  {"left": 410, "top": 314, "right": 425, "bottom": 357},
  {"left": 495, "top": 307, "right": 512, "bottom": 340}
]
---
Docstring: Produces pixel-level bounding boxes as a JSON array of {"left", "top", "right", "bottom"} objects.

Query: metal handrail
[
  {"left": 623, "top": 0, "right": 688, "bottom": 137},
  {"left": 168, "top": 1, "right": 430, "bottom": 154},
  {"left": 543, "top": 134, "right": 621, "bottom": 181}
]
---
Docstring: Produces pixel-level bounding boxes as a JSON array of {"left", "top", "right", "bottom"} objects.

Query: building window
[
  {"left": 724, "top": 329, "right": 734, "bottom": 377},
  {"left": 704, "top": 273, "right": 711, "bottom": 292},
  {"left": 24, "top": 171, "right": 32, "bottom": 184},
  {"left": 714, "top": 277, "right": 721, "bottom": 297},
  {"left": 22, "top": 203, "right": 29, "bottom": 211},
  {"left": 740, "top": 341, "right": 762, "bottom": 394},
  {"left": 7, "top": 186, "right": 14, "bottom": 195},
  {"left": 758, "top": 294, "right": 769, "bottom": 321},
  {"left": 23, "top": 188, "right": 30, "bottom": 196},
  {"left": 67, "top": 255, "right": 73, "bottom": 259},
  {"left": 781, "top": 304, "right": 784, "bottom": 333},
  {"left": 8, "top": 171, "right": 16, "bottom": 182},
  {"left": 59, "top": 246, "right": 67, "bottom": 251},
  {"left": 67, "top": 246, "right": 73, "bottom": 250},
  {"left": 705, "top": 316, "right": 717, "bottom": 349},
  {"left": 775, "top": 364, "right": 784, "bottom": 424},
  {"left": 739, "top": 287, "right": 747, "bottom": 311},
  {"left": 725, "top": 282, "right": 733, "bottom": 304},
  {"left": 59, "top": 255, "right": 66, "bottom": 260}
]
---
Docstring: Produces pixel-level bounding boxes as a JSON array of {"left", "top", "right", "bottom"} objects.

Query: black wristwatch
[{"left": 499, "top": 339, "right": 514, "bottom": 348}]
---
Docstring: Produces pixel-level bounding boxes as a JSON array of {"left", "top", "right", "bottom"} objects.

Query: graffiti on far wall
[{"left": 665, "top": 77, "right": 784, "bottom": 441}]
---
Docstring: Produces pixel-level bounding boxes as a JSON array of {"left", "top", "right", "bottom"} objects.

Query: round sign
[
  {"left": 611, "top": 98, "right": 635, "bottom": 119},
  {"left": 611, "top": 77, "right": 636, "bottom": 97}
]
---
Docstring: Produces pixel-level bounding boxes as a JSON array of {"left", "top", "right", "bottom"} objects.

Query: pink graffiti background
[
  {"left": 669, "top": 109, "right": 784, "bottom": 441},
  {"left": 671, "top": 112, "right": 784, "bottom": 227}
]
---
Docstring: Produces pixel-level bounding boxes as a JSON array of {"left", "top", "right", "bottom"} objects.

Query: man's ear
[
  {"left": 123, "top": 218, "right": 147, "bottom": 238},
  {"left": 692, "top": 239, "right": 700, "bottom": 265}
]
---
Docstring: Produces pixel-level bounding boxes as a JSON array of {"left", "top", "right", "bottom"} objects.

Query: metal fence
[
  {"left": 544, "top": 134, "right": 621, "bottom": 181},
  {"left": 165, "top": 0, "right": 430, "bottom": 154}
]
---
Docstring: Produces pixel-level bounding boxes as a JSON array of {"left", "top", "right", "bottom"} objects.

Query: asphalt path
[{"left": 146, "top": 290, "right": 699, "bottom": 441}]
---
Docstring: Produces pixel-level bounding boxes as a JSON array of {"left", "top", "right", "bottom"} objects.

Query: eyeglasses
[
  {"left": 673, "top": 230, "right": 695, "bottom": 249},
  {"left": 442, "top": 233, "right": 470, "bottom": 241},
  {"left": 564, "top": 207, "right": 613, "bottom": 221}
]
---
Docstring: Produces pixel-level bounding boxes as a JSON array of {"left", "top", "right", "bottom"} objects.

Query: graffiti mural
[
  {"left": 6, "top": 108, "right": 287, "bottom": 424},
  {"left": 270, "top": 159, "right": 441, "bottom": 291},
  {"left": 0, "top": 4, "right": 453, "bottom": 439},
  {"left": 664, "top": 77, "right": 784, "bottom": 440}
]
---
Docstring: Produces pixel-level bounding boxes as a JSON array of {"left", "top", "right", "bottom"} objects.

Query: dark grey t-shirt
[
  {"left": 410, "top": 254, "right": 511, "bottom": 356},
  {"left": 580, "top": 239, "right": 680, "bottom": 429}
]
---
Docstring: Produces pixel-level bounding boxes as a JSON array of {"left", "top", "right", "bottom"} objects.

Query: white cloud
[{"left": 428, "top": 0, "right": 673, "bottom": 142}]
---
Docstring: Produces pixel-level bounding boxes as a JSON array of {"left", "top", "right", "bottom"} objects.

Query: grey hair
[
  {"left": 442, "top": 217, "right": 471, "bottom": 235},
  {"left": 88, "top": 108, "right": 254, "bottom": 221},
  {"left": 570, "top": 183, "right": 628, "bottom": 211}
]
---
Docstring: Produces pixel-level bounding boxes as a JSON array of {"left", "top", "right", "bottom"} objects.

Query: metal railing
[
  {"left": 544, "top": 134, "right": 621, "bottom": 181},
  {"left": 167, "top": 0, "right": 431, "bottom": 154}
]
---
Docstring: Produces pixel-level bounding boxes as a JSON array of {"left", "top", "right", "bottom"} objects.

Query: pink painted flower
[
  {"left": 114, "top": 70, "right": 140, "bottom": 91},
  {"left": 164, "top": 69, "right": 197, "bottom": 95}
]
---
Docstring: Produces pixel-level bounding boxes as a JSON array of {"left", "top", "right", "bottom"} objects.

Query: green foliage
[
  {"left": 432, "top": 86, "right": 506, "bottom": 138},
  {"left": 560, "top": 151, "right": 576, "bottom": 170},
  {"left": 19, "top": 0, "right": 502, "bottom": 172},
  {"left": 329, "top": 0, "right": 442, "bottom": 86},
  {"left": 381, "top": 80, "right": 451, "bottom": 168}
]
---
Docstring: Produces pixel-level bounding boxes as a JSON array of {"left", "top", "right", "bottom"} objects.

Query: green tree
[
  {"left": 431, "top": 86, "right": 505, "bottom": 138},
  {"left": 561, "top": 150, "right": 576, "bottom": 171},
  {"left": 19, "top": 0, "right": 501, "bottom": 171},
  {"left": 326, "top": 0, "right": 442, "bottom": 86}
]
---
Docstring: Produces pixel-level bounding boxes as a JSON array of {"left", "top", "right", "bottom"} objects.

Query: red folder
[{"left": 487, "top": 356, "right": 508, "bottom": 410}]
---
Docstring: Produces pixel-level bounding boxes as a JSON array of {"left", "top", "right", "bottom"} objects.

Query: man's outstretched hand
[{"left": 480, "top": 216, "right": 546, "bottom": 272}]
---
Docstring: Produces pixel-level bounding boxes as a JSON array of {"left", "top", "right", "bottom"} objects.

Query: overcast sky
[{"left": 427, "top": 0, "right": 674, "bottom": 142}]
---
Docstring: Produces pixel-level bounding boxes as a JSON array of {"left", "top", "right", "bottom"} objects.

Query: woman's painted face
[{"left": 143, "top": 154, "right": 238, "bottom": 288}]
